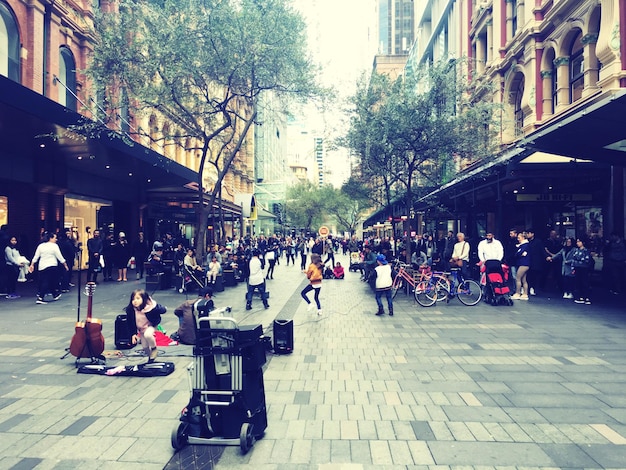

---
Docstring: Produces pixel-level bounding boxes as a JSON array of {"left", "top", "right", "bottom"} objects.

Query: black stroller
[
  {"left": 482, "top": 260, "right": 514, "bottom": 306},
  {"left": 178, "top": 264, "right": 208, "bottom": 294}
]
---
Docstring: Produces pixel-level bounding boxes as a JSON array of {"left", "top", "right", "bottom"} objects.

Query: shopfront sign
[{"left": 516, "top": 193, "right": 592, "bottom": 202}]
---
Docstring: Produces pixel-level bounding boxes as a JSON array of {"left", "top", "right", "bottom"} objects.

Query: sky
[{"left": 290, "top": 0, "right": 379, "bottom": 187}]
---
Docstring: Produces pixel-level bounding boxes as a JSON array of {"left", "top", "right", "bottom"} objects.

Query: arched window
[
  {"left": 58, "top": 47, "right": 77, "bottom": 110},
  {"left": 0, "top": 2, "right": 20, "bottom": 82},
  {"left": 551, "top": 59, "right": 557, "bottom": 114},
  {"left": 120, "top": 87, "right": 131, "bottom": 133},
  {"left": 569, "top": 32, "right": 584, "bottom": 103},
  {"left": 513, "top": 76, "right": 524, "bottom": 137}
]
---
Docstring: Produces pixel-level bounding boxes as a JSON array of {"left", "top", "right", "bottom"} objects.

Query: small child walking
[{"left": 301, "top": 253, "right": 324, "bottom": 315}]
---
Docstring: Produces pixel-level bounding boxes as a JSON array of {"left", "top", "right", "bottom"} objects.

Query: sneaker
[
  {"left": 36, "top": 298, "right": 48, "bottom": 305},
  {"left": 520, "top": 294, "right": 529, "bottom": 300},
  {"left": 317, "top": 309, "right": 322, "bottom": 316},
  {"left": 563, "top": 293, "right": 573, "bottom": 299},
  {"left": 53, "top": 294, "right": 62, "bottom": 301},
  {"left": 562, "top": 293, "right": 569, "bottom": 299},
  {"left": 511, "top": 293, "right": 521, "bottom": 300},
  {"left": 69, "top": 283, "right": 76, "bottom": 287},
  {"left": 574, "top": 298, "right": 585, "bottom": 304},
  {"left": 6, "top": 294, "right": 20, "bottom": 299},
  {"left": 529, "top": 288, "right": 536, "bottom": 296},
  {"left": 584, "top": 299, "right": 592, "bottom": 305}
]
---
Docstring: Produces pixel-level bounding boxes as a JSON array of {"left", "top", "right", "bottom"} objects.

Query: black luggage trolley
[{"left": 171, "top": 308, "right": 267, "bottom": 454}]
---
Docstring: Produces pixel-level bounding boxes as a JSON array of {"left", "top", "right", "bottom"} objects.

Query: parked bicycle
[
  {"left": 436, "top": 267, "right": 482, "bottom": 306},
  {"left": 391, "top": 262, "right": 448, "bottom": 307}
]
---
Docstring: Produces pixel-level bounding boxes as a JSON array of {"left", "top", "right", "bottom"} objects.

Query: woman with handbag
[{"left": 449, "top": 232, "right": 470, "bottom": 278}]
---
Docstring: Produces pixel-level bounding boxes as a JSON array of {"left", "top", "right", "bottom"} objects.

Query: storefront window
[
  {"left": 577, "top": 206, "right": 602, "bottom": 247},
  {"left": 64, "top": 195, "right": 112, "bottom": 268},
  {"left": 0, "top": 195, "right": 7, "bottom": 226}
]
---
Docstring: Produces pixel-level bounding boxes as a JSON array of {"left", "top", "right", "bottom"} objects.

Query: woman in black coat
[{"left": 113, "top": 232, "right": 131, "bottom": 281}]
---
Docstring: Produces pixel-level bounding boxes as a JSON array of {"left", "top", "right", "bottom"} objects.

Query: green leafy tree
[
  {"left": 86, "top": 0, "right": 320, "bottom": 259},
  {"left": 285, "top": 180, "right": 325, "bottom": 234},
  {"left": 346, "top": 59, "right": 500, "bottom": 260}
]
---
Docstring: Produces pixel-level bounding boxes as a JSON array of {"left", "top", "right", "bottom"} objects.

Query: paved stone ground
[{"left": 1, "top": 253, "right": 626, "bottom": 469}]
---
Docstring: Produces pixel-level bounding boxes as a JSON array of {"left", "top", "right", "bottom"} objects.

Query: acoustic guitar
[{"left": 69, "top": 282, "right": 105, "bottom": 358}]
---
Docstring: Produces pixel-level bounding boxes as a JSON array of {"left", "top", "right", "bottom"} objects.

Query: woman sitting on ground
[{"left": 332, "top": 262, "right": 345, "bottom": 279}]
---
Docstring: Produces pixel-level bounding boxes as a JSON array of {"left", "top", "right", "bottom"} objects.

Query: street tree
[
  {"left": 285, "top": 180, "right": 325, "bottom": 235},
  {"left": 345, "top": 59, "right": 500, "bottom": 260},
  {"left": 86, "top": 0, "right": 320, "bottom": 259}
]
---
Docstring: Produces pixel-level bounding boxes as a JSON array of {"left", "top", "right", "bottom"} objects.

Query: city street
[{"left": 1, "top": 253, "right": 626, "bottom": 469}]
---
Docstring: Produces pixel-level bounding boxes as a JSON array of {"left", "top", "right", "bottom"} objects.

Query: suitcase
[{"left": 115, "top": 314, "right": 134, "bottom": 349}]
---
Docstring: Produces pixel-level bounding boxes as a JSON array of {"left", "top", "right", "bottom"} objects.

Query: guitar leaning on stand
[{"left": 69, "top": 282, "right": 106, "bottom": 366}]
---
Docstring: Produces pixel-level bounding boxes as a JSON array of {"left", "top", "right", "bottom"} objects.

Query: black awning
[
  {"left": 521, "top": 90, "right": 626, "bottom": 165},
  {"left": 0, "top": 75, "right": 196, "bottom": 189}
]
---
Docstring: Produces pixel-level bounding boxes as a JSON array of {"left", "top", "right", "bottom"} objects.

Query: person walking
[
  {"left": 246, "top": 249, "right": 269, "bottom": 310},
  {"left": 29, "top": 232, "right": 69, "bottom": 304},
  {"left": 511, "top": 232, "right": 530, "bottom": 300},
  {"left": 301, "top": 253, "right": 324, "bottom": 315},
  {"left": 374, "top": 254, "right": 394, "bottom": 316},
  {"left": 297, "top": 238, "right": 308, "bottom": 271}
]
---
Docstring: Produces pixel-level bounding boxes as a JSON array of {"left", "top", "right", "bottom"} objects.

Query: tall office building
[{"left": 378, "top": 0, "right": 419, "bottom": 55}]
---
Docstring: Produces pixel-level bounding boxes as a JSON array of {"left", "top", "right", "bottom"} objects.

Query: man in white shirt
[{"left": 477, "top": 232, "right": 504, "bottom": 263}]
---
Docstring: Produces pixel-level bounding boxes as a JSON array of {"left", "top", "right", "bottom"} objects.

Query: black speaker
[{"left": 273, "top": 319, "right": 293, "bottom": 354}]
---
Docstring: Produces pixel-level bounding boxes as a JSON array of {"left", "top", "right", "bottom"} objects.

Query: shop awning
[
  {"left": 0, "top": 75, "right": 197, "bottom": 190},
  {"left": 520, "top": 89, "right": 626, "bottom": 166}
]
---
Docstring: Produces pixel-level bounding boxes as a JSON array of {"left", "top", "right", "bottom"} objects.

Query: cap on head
[
  {"left": 376, "top": 254, "right": 388, "bottom": 265},
  {"left": 119, "top": 232, "right": 126, "bottom": 238}
]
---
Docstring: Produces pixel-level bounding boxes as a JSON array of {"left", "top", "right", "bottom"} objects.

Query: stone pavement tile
[
  {"left": 539, "top": 442, "right": 604, "bottom": 468},
  {"left": 535, "top": 406, "right": 617, "bottom": 424},
  {"left": 580, "top": 443, "right": 626, "bottom": 468},
  {"left": 369, "top": 440, "right": 393, "bottom": 465},
  {"left": 441, "top": 405, "right": 513, "bottom": 423},
  {"left": 506, "top": 393, "right": 607, "bottom": 408},
  {"left": 406, "top": 440, "right": 436, "bottom": 465},
  {"left": 427, "top": 441, "right": 555, "bottom": 466}
]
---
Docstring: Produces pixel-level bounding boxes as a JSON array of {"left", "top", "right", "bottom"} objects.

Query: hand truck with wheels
[{"left": 171, "top": 310, "right": 267, "bottom": 454}]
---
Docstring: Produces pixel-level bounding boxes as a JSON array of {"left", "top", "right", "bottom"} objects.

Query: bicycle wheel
[
  {"left": 414, "top": 281, "right": 438, "bottom": 307},
  {"left": 434, "top": 275, "right": 451, "bottom": 302},
  {"left": 456, "top": 279, "right": 482, "bottom": 306},
  {"left": 391, "top": 277, "right": 405, "bottom": 299}
]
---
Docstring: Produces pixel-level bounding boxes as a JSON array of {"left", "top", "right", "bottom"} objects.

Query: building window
[
  {"left": 0, "top": 2, "right": 20, "bottom": 82},
  {"left": 59, "top": 47, "right": 77, "bottom": 110},
  {"left": 570, "top": 32, "right": 584, "bottom": 103},
  {"left": 511, "top": 0, "right": 517, "bottom": 38},
  {"left": 513, "top": 77, "right": 524, "bottom": 137},
  {"left": 551, "top": 60, "right": 557, "bottom": 113}
]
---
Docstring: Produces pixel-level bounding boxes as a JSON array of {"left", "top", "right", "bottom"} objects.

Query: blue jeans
[{"left": 375, "top": 288, "right": 393, "bottom": 311}]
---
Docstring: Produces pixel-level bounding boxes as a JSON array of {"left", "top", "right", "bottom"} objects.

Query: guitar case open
[{"left": 77, "top": 361, "right": 175, "bottom": 377}]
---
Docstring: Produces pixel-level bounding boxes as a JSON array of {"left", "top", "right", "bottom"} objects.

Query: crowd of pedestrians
[{"left": 2, "top": 223, "right": 625, "bottom": 312}]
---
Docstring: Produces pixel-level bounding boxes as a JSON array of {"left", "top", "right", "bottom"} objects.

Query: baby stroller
[
  {"left": 348, "top": 251, "right": 361, "bottom": 272},
  {"left": 482, "top": 260, "right": 513, "bottom": 306},
  {"left": 179, "top": 264, "right": 208, "bottom": 294}
]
